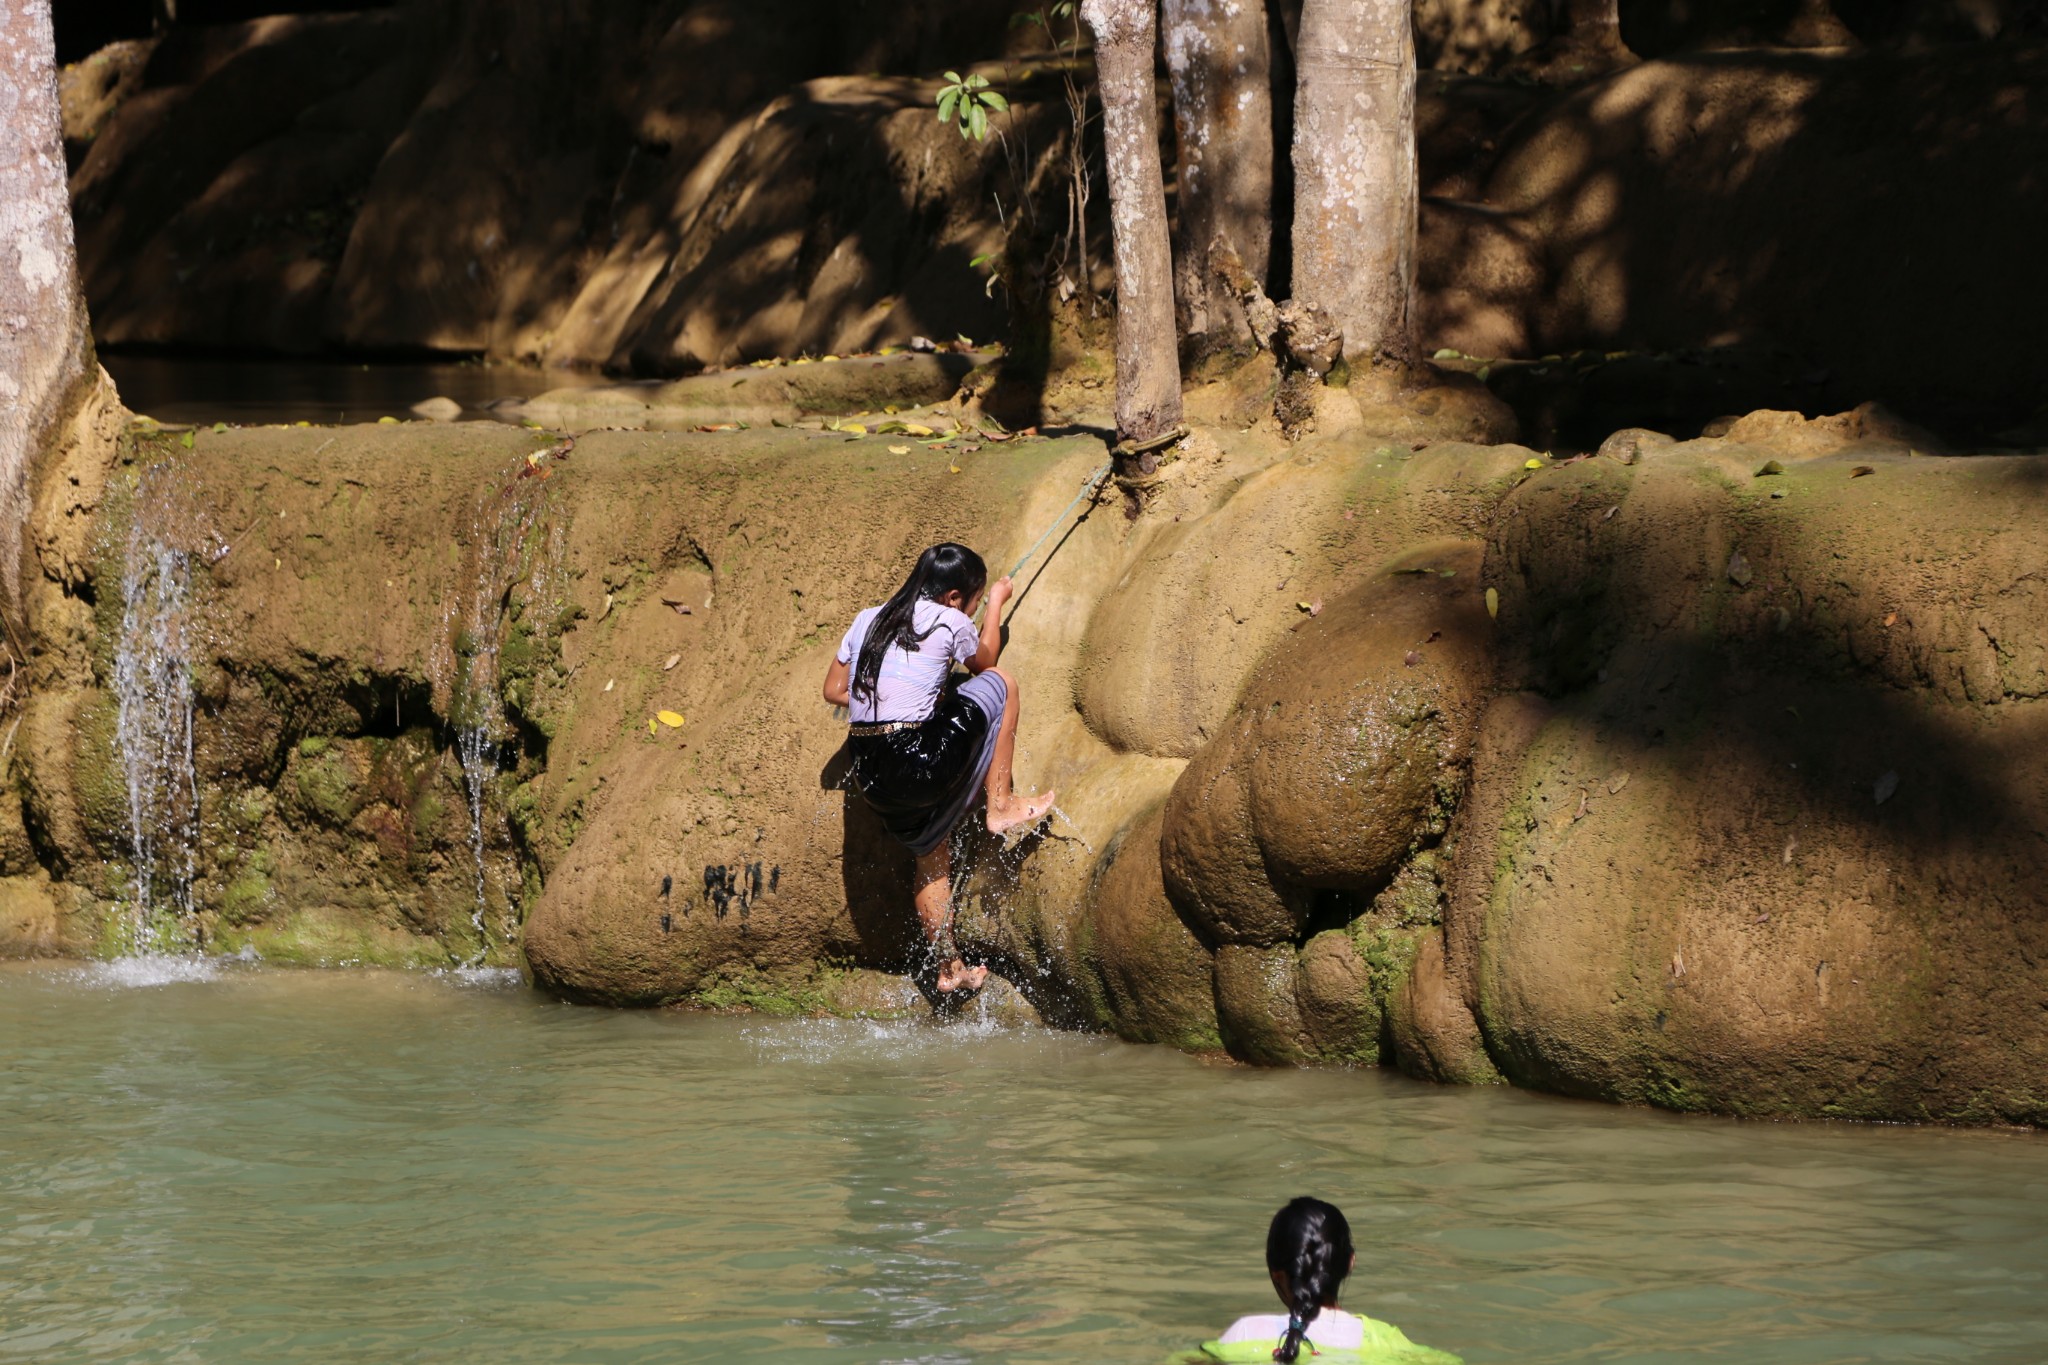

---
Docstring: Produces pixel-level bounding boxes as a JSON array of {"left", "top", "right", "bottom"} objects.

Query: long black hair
[
  {"left": 1266, "top": 1197, "right": 1354, "bottom": 1363},
  {"left": 851, "top": 543, "right": 988, "bottom": 706}
]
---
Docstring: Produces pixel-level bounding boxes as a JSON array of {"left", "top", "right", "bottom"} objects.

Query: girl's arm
[
  {"left": 964, "top": 577, "right": 1013, "bottom": 673},
  {"left": 822, "top": 658, "right": 851, "bottom": 706}
]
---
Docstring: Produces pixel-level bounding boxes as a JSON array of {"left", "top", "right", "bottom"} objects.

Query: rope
[{"left": 1004, "top": 459, "right": 1112, "bottom": 581}]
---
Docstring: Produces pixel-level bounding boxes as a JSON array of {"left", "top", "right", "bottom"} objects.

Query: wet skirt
[{"left": 848, "top": 671, "right": 1008, "bottom": 856}]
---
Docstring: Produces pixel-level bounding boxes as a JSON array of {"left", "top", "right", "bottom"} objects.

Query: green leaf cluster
[{"left": 936, "top": 70, "right": 1008, "bottom": 143}]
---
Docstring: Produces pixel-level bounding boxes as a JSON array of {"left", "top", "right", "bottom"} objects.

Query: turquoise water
[{"left": 2, "top": 959, "right": 2044, "bottom": 1364}]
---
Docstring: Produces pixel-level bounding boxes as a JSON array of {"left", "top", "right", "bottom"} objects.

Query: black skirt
[{"left": 848, "top": 673, "right": 1007, "bottom": 856}]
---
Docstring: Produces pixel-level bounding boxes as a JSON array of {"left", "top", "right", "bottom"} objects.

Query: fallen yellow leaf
[
  {"left": 656, "top": 710, "right": 685, "bottom": 728},
  {"left": 903, "top": 423, "right": 935, "bottom": 437},
  {"left": 378, "top": 415, "right": 400, "bottom": 425},
  {"left": 648, "top": 718, "right": 657, "bottom": 735},
  {"left": 888, "top": 444, "right": 910, "bottom": 455},
  {"left": 948, "top": 463, "right": 962, "bottom": 474},
  {"left": 840, "top": 422, "right": 868, "bottom": 436},
  {"left": 1524, "top": 457, "right": 1544, "bottom": 470},
  {"left": 1485, "top": 587, "right": 1500, "bottom": 619}
]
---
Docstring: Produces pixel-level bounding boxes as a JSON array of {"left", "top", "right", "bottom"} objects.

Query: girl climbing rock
[
  {"left": 1202, "top": 1197, "right": 1461, "bottom": 1363},
  {"left": 822, "top": 542, "right": 1054, "bottom": 993}
]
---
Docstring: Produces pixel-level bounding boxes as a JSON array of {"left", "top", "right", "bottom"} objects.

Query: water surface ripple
[{"left": 1, "top": 963, "right": 2042, "bottom": 1364}]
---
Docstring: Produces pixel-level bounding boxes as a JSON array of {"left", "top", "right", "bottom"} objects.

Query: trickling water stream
[
  {"left": 435, "top": 456, "right": 567, "bottom": 958},
  {"left": 109, "top": 465, "right": 203, "bottom": 953}
]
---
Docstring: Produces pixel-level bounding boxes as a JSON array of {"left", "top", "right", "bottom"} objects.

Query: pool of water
[
  {"left": 2, "top": 960, "right": 2044, "bottom": 1364},
  {"left": 100, "top": 354, "right": 609, "bottom": 428}
]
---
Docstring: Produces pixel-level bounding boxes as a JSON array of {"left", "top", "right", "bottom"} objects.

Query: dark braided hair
[
  {"left": 851, "top": 543, "right": 988, "bottom": 708},
  {"left": 1266, "top": 1197, "right": 1354, "bottom": 1363}
]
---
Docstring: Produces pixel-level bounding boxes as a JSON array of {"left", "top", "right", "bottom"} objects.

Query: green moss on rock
[{"left": 218, "top": 849, "right": 278, "bottom": 926}]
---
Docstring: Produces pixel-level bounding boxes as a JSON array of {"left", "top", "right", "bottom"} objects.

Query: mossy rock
[
  {"left": 288, "top": 742, "right": 366, "bottom": 827},
  {"left": 69, "top": 690, "right": 129, "bottom": 854},
  {"left": 1213, "top": 943, "right": 1311, "bottom": 1065},
  {"left": 1090, "top": 803, "right": 1222, "bottom": 1052},
  {"left": 1296, "top": 930, "right": 1383, "bottom": 1064},
  {"left": 217, "top": 849, "right": 278, "bottom": 926}
]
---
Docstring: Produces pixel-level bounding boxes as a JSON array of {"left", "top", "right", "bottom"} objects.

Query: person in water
[
  {"left": 822, "top": 543, "right": 1055, "bottom": 993},
  {"left": 1204, "top": 1197, "right": 1460, "bottom": 1363}
]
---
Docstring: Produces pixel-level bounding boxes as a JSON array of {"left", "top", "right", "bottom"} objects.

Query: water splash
[
  {"left": 70, "top": 954, "right": 222, "bottom": 989},
  {"left": 110, "top": 465, "right": 203, "bottom": 954},
  {"left": 431, "top": 965, "right": 525, "bottom": 989}
]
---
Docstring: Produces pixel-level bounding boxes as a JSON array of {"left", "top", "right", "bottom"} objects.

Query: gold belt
[{"left": 847, "top": 718, "right": 928, "bottom": 736}]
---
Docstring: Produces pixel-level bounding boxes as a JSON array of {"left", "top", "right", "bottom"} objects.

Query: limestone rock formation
[{"left": 10, "top": 405, "right": 2047, "bottom": 1125}]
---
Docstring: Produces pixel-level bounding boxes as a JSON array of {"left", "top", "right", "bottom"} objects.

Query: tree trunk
[
  {"left": 1162, "top": 0, "right": 1273, "bottom": 349},
  {"left": 1548, "top": 0, "right": 1630, "bottom": 58},
  {"left": 1290, "top": 0, "right": 1417, "bottom": 371},
  {"left": 1560, "top": 0, "right": 1621, "bottom": 46},
  {"left": 0, "top": 0, "right": 95, "bottom": 623},
  {"left": 1081, "top": 0, "right": 1184, "bottom": 453}
]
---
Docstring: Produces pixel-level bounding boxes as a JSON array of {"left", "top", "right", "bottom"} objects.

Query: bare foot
[
  {"left": 986, "top": 788, "right": 1056, "bottom": 838},
  {"left": 937, "top": 959, "right": 989, "bottom": 993}
]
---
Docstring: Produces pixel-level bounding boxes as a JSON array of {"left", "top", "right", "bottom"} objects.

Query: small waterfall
[
  {"left": 451, "top": 625, "right": 501, "bottom": 949},
  {"left": 436, "top": 454, "right": 565, "bottom": 960},
  {"left": 110, "top": 467, "right": 202, "bottom": 954}
]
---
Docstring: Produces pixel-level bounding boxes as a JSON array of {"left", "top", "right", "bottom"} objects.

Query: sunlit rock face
[
  {"left": 14, "top": 398, "right": 2048, "bottom": 1124},
  {"left": 1460, "top": 439, "right": 2048, "bottom": 1125}
]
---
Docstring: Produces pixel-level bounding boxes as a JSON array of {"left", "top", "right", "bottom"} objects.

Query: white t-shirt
[
  {"left": 836, "top": 600, "right": 980, "bottom": 723},
  {"left": 1217, "top": 1308, "right": 1367, "bottom": 1350}
]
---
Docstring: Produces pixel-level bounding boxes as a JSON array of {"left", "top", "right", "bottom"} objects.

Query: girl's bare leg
[
  {"left": 913, "top": 845, "right": 986, "bottom": 993},
  {"left": 981, "top": 667, "right": 1055, "bottom": 836}
]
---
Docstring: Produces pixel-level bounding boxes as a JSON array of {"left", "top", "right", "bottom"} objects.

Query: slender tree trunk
[
  {"left": 1081, "top": 0, "right": 1184, "bottom": 453},
  {"left": 1290, "top": 0, "right": 1417, "bottom": 371},
  {"left": 1531, "top": 0, "right": 1632, "bottom": 76},
  {"left": 1162, "top": 0, "right": 1272, "bottom": 348},
  {"left": 1559, "top": 0, "right": 1622, "bottom": 47},
  {"left": 1564, "top": 0, "right": 1613, "bottom": 44},
  {"left": 0, "top": 0, "right": 94, "bottom": 623}
]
